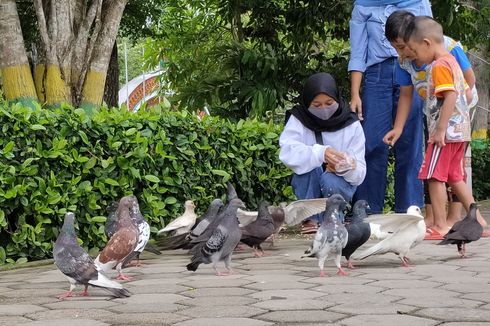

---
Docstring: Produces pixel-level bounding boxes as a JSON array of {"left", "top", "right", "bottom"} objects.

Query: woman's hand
[{"left": 324, "top": 148, "right": 344, "bottom": 172}]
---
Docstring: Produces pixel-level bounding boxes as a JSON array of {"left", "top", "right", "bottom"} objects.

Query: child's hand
[
  {"left": 429, "top": 128, "right": 446, "bottom": 147},
  {"left": 383, "top": 128, "right": 402, "bottom": 146}
]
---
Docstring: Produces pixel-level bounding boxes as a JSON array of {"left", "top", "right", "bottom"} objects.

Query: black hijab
[{"left": 288, "top": 72, "right": 358, "bottom": 132}]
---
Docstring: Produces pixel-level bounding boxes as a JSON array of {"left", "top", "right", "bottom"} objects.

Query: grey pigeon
[
  {"left": 105, "top": 201, "right": 119, "bottom": 239},
  {"left": 342, "top": 200, "right": 371, "bottom": 269},
  {"left": 266, "top": 204, "right": 286, "bottom": 246},
  {"left": 157, "top": 198, "right": 224, "bottom": 250},
  {"left": 240, "top": 201, "right": 275, "bottom": 257},
  {"left": 302, "top": 195, "right": 349, "bottom": 277},
  {"left": 438, "top": 203, "right": 482, "bottom": 257},
  {"left": 186, "top": 198, "right": 245, "bottom": 275},
  {"left": 95, "top": 197, "right": 139, "bottom": 281},
  {"left": 157, "top": 200, "right": 197, "bottom": 235},
  {"left": 54, "top": 212, "right": 131, "bottom": 299},
  {"left": 227, "top": 182, "right": 238, "bottom": 201},
  {"left": 351, "top": 206, "right": 425, "bottom": 267}
]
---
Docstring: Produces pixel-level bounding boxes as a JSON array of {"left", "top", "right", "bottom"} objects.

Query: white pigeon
[
  {"left": 237, "top": 198, "right": 329, "bottom": 227},
  {"left": 351, "top": 206, "right": 426, "bottom": 267},
  {"left": 302, "top": 195, "right": 349, "bottom": 277},
  {"left": 157, "top": 200, "right": 197, "bottom": 235}
]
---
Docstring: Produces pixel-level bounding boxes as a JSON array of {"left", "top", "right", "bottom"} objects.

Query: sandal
[
  {"left": 424, "top": 227, "right": 445, "bottom": 240},
  {"left": 301, "top": 220, "right": 319, "bottom": 235},
  {"left": 481, "top": 229, "right": 490, "bottom": 238}
]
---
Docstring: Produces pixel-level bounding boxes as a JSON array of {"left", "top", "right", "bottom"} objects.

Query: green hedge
[
  {"left": 471, "top": 139, "right": 490, "bottom": 201},
  {"left": 0, "top": 103, "right": 295, "bottom": 264}
]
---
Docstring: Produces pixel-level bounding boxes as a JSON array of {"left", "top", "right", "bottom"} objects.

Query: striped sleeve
[{"left": 432, "top": 62, "right": 455, "bottom": 96}]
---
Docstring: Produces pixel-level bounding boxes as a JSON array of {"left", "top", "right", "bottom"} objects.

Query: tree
[
  {"left": 146, "top": 0, "right": 352, "bottom": 120},
  {"left": 0, "top": 0, "right": 128, "bottom": 110}
]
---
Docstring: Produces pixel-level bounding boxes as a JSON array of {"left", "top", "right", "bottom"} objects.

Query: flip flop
[
  {"left": 301, "top": 221, "right": 319, "bottom": 235},
  {"left": 424, "top": 227, "right": 445, "bottom": 240}
]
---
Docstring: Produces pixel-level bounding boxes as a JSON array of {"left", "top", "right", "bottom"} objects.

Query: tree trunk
[
  {"left": 0, "top": 0, "right": 37, "bottom": 104},
  {"left": 103, "top": 43, "right": 119, "bottom": 108},
  {"left": 469, "top": 48, "right": 489, "bottom": 140},
  {"left": 81, "top": 0, "right": 127, "bottom": 111},
  {"left": 0, "top": 0, "right": 128, "bottom": 111}
]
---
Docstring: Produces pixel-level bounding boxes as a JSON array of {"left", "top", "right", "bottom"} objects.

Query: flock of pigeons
[{"left": 53, "top": 183, "right": 483, "bottom": 300}]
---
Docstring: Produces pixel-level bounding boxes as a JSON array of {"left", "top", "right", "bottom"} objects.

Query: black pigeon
[
  {"left": 157, "top": 199, "right": 224, "bottom": 250},
  {"left": 186, "top": 198, "right": 245, "bottom": 275},
  {"left": 240, "top": 201, "right": 275, "bottom": 257},
  {"left": 104, "top": 201, "right": 119, "bottom": 239},
  {"left": 438, "top": 203, "right": 483, "bottom": 257},
  {"left": 342, "top": 200, "right": 371, "bottom": 269},
  {"left": 54, "top": 212, "right": 131, "bottom": 299}
]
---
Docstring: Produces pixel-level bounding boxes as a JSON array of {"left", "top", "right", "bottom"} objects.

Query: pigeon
[
  {"left": 120, "top": 195, "right": 160, "bottom": 267},
  {"left": 157, "top": 198, "right": 224, "bottom": 250},
  {"left": 240, "top": 201, "right": 275, "bottom": 257},
  {"left": 302, "top": 194, "right": 349, "bottom": 277},
  {"left": 227, "top": 182, "right": 238, "bottom": 201},
  {"left": 266, "top": 204, "right": 286, "bottom": 246},
  {"left": 95, "top": 197, "right": 139, "bottom": 281},
  {"left": 342, "top": 200, "right": 371, "bottom": 269},
  {"left": 351, "top": 206, "right": 425, "bottom": 267},
  {"left": 237, "top": 198, "right": 328, "bottom": 228},
  {"left": 105, "top": 201, "right": 119, "bottom": 239},
  {"left": 157, "top": 200, "right": 197, "bottom": 236},
  {"left": 54, "top": 212, "right": 131, "bottom": 299},
  {"left": 438, "top": 203, "right": 482, "bottom": 257},
  {"left": 186, "top": 198, "right": 245, "bottom": 275}
]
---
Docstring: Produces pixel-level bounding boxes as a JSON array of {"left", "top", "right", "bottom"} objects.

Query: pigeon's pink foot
[
  {"left": 57, "top": 291, "right": 73, "bottom": 300},
  {"left": 235, "top": 244, "right": 246, "bottom": 251},
  {"left": 126, "top": 260, "right": 144, "bottom": 267},
  {"left": 116, "top": 273, "right": 133, "bottom": 281},
  {"left": 337, "top": 268, "right": 348, "bottom": 276},
  {"left": 79, "top": 289, "right": 89, "bottom": 297},
  {"left": 346, "top": 261, "right": 356, "bottom": 269},
  {"left": 400, "top": 257, "right": 412, "bottom": 267},
  {"left": 215, "top": 271, "right": 230, "bottom": 276},
  {"left": 252, "top": 249, "right": 262, "bottom": 258},
  {"left": 319, "top": 270, "right": 326, "bottom": 277}
]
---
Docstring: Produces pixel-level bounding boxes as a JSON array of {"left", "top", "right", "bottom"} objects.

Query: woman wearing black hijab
[{"left": 279, "top": 73, "right": 366, "bottom": 233}]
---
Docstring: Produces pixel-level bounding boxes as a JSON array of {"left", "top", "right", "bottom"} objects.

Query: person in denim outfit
[{"left": 348, "top": 0, "right": 432, "bottom": 214}]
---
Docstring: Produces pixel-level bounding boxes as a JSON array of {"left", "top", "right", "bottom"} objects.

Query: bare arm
[
  {"left": 383, "top": 85, "right": 414, "bottom": 145},
  {"left": 350, "top": 71, "right": 364, "bottom": 120},
  {"left": 431, "top": 91, "right": 457, "bottom": 147}
]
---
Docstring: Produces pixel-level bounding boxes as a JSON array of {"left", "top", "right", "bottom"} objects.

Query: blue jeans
[
  {"left": 292, "top": 168, "right": 356, "bottom": 223},
  {"left": 353, "top": 58, "right": 424, "bottom": 214}
]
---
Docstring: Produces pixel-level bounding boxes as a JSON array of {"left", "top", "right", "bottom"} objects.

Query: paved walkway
[{"left": 1, "top": 202, "right": 490, "bottom": 326}]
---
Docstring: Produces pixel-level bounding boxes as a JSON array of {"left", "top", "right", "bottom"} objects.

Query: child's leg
[
  {"left": 423, "top": 181, "right": 434, "bottom": 228},
  {"left": 447, "top": 181, "right": 487, "bottom": 228},
  {"left": 446, "top": 190, "right": 463, "bottom": 227},
  {"left": 427, "top": 179, "right": 449, "bottom": 234}
]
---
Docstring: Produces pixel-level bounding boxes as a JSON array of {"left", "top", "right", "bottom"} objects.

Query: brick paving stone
[
  {"left": 176, "top": 305, "right": 267, "bottom": 318},
  {"left": 173, "top": 317, "right": 273, "bottom": 326},
  {"left": 382, "top": 288, "right": 460, "bottom": 298},
  {"left": 367, "top": 279, "right": 442, "bottom": 289},
  {"left": 179, "top": 277, "right": 253, "bottom": 288},
  {"left": 330, "top": 302, "right": 417, "bottom": 315},
  {"left": 100, "top": 312, "right": 189, "bottom": 325},
  {"left": 357, "top": 272, "right": 427, "bottom": 280},
  {"left": 258, "top": 310, "right": 345, "bottom": 323},
  {"left": 300, "top": 275, "right": 373, "bottom": 285},
  {"left": 26, "top": 308, "right": 114, "bottom": 321},
  {"left": 415, "top": 308, "right": 490, "bottom": 322},
  {"left": 252, "top": 299, "right": 333, "bottom": 311},
  {"left": 339, "top": 314, "right": 438, "bottom": 326},
  {"left": 441, "top": 282, "right": 490, "bottom": 293},
  {"left": 460, "top": 293, "right": 490, "bottom": 303},
  {"left": 179, "top": 287, "right": 255, "bottom": 298},
  {"left": 314, "top": 284, "right": 386, "bottom": 294},
  {"left": 249, "top": 289, "right": 324, "bottom": 300},
  {"left": 316, "top": 292, "right": 403, "bottom": 305},
  {"left": 397, "top": 296, "right": 483, "bottom": 309},
  {"left": 0, "top": 304, "right": 47, "bottom": 315},
  {"left": 0, "top": 316, "right": 32, "bottom": 324},
  {"left": 178, "top": 296, "right": 258, "bottom": 307},
  {"left": 441, "top": 323, "right": 490, "bottom": 326},
  {"left": 43, "top": 299, "right": 119, "bottom": 310},
  {"left": 18, "top": 319, "right": 110, "bottom": 326}
]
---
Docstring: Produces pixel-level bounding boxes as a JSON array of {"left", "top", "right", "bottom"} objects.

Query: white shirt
[{"left": 279, "top": 115, "right": 366, "bottom": 186}]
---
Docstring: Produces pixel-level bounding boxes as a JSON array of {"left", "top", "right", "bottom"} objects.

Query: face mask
[{"left": 308, "top": 102, "right": 339, "bottom": 120}]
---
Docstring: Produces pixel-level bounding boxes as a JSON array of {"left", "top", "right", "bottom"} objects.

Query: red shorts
[{"left": 418, "top": 142, "right": 466, "bottom": 183}]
